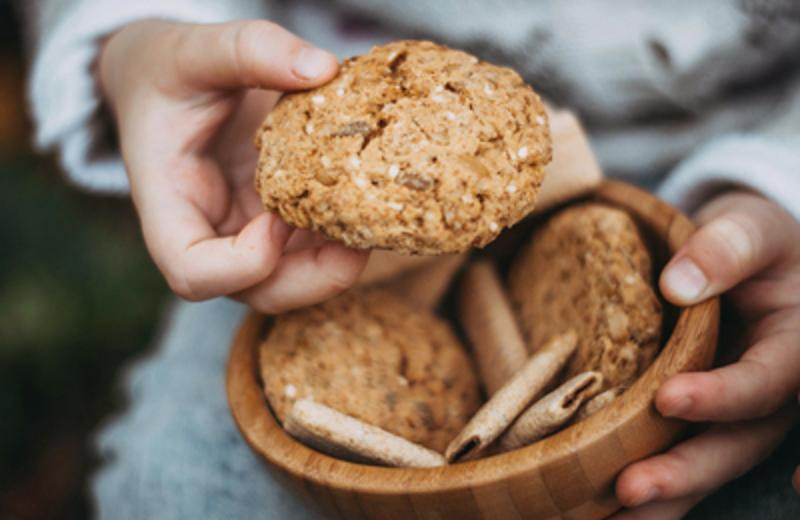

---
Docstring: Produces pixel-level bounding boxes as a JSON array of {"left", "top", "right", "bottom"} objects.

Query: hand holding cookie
[
  {"left": 97, "top": 20, "right": 368, "bottom": 314},
  {"left": 614, "top": 192, "right": 800, "bottom": 518}
]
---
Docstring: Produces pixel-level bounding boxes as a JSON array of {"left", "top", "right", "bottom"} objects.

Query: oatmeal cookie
[
  {"left": 256, "top": 40, "right": 551, "bottom": 255},
  {"left": 260, "top": 288, "right": 481, "bottom": 453},
  {"left": 508, "top": 203, "right": 663, "bottom": 388}
]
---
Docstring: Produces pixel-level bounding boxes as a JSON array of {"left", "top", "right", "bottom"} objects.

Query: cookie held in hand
[
  {"left": 256, "top": 40, "right": 551, "bottom": 255},
  {"left": 259, "top": 288, "right": 481, "bottom": 453}
]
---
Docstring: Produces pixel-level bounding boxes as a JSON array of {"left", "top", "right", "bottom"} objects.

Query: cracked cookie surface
[
  {"left": 255, "top": 40, "right": 551, "bottom": 255},
  {"left": 259, "top": 288, "right": 481, "bottom": 453},
  {"left": 508, "top": 203, "right": 663, "bottom": 389}
]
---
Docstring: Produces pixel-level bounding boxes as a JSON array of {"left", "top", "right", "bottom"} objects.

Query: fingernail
[
  {"left": 293, "top": 46, "right": 335, "bottom": 79},
  {"left": 664, "top": 257, "right": 707, "bottom": 303},
  {"left": 271, "top": 217, "right": 292, "bottom": 247},
  {"left": 661, "top": 395, "right": 692, "bottom": 418},
  {"left": 630, "top": 486, "right": 659, "bottom": 507}
]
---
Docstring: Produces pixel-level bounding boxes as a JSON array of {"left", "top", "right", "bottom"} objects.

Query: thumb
[
  {"left": 660, "top": 193, "right": 787, "bottom": 306},
  {"left": 171, "top": 20, "right": 338, "bottom": 92}
]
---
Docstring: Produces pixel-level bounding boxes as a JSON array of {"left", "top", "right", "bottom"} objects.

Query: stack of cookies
[{"left": 255, "top": 41, "right": 662, "bottom": 467}]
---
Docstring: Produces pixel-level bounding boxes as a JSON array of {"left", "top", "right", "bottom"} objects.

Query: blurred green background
[{"left": 0, "top": 5, "right": 169, "bottom": 518}]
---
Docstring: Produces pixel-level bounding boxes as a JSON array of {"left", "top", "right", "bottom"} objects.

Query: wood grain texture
[{"left": 227, "top": 180, "right": 720, "bottom": 520}]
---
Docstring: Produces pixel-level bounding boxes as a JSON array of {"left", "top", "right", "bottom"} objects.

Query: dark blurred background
[{"left": 0, "top": 3, "right": 169, "bottom": 518}]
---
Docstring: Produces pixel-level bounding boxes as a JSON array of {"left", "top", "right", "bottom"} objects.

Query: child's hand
[
  {"left": 613, "top": 192, "right": 800, "bottom": 518},
  {"left": 98, "top": 20, "right": 368, "bottom": 313}
]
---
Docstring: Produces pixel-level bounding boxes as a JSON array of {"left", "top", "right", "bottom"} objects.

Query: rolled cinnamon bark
[
  {"left": 575, "top": 385, "right": 626, "bottom": 421},
  {"left": 459, "top": 261, "right": 528, "bottom": 395},
  {"left": 499, "top": 371, "right": 603, "bottom": 451},
  {"left": 444, "top": 331, "right": 578, "bottom": 462},
  {"left": 285, "top": 399, "right": 446, "bottom": 468}
]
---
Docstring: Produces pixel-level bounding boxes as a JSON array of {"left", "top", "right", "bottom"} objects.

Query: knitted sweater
[{"left": 25, "top": 0, "right": 800, "bottom": 218}]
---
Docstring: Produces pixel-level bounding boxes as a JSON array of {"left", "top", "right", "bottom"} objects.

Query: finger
[
  {"left": 214, "top": 89, "right": 282, "bottom": 190},
  {"left": 656, "top": 327, "right": 800, "bottom": 421},
  {"left": 284, "top": 229, "right": 328, "bottom": 254},
  {"left": 616, "top": 407, "right": 797, "bottom": 508},
  {"left": 171, "top": 20, "right": 339, "bottom": 92},
  {"left": 728, "top": 275, "right": 800, "bottom": 319},
  {"left": 609, "top": 494, "right": 702, "bottom": 520},
  {"left": 237, "top": 242, "right": 369, "bottom": 314},
  {"left": 171, "top": 212, "right": 291, "bottom": 300},
  {"left": 742, "top": 302, "right": 800, "bottom": 344},
  {"left": 660, "top": 193, "right": 789, "bottom": 306},
  {"left": 141, "top": 190, "right": 292, "bottom": 299},
  {"left": 215, "top": 185, "right": 266, "bottom": 236}
]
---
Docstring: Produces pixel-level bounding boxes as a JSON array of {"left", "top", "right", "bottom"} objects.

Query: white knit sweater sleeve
[
  {"left": 28, "top": 0, "right": 270, "bottom": 194},
  {"left": 659, "top": 134, "right": 800, "bottom": 222},
  {"left": 658, "top": 82, "right": 800, "bottom": 221}
]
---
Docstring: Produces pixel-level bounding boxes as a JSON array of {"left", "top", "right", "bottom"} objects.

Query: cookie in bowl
[
  {"left": 259, "top": 288, "right": 481, "bottom": 453},
  {"left": 508, "top": 202, "right": 663, "bottom": 389},
  {"left": 255, "top": 40, "right": 551, "bottom": 255}
]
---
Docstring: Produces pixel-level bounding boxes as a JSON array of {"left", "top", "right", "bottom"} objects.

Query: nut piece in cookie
[
  {"left": 508, "top": 203, "right": 663, "bottom": 389},
  {"left": 255, "top": 40, "right": 552, "bottom": 255},
  {"left": 259, "top": 288, "right": 481, "bottom": 453}
]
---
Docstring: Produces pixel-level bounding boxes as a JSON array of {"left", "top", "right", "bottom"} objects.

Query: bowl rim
[{"left": 226, "top": 179, "right": 720, "bottom": 497}]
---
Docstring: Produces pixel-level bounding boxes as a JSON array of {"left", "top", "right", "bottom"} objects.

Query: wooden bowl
[{"left": 227, "top": 180, "right": 720, "bottom": 520}]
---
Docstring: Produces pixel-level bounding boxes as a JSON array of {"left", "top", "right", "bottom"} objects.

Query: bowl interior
[
  {"left": 452, "top": 184, "right": 681, "bottom": 368},
  {"left": 226, "top": 180, "right": 720, "bottom": 518}
]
